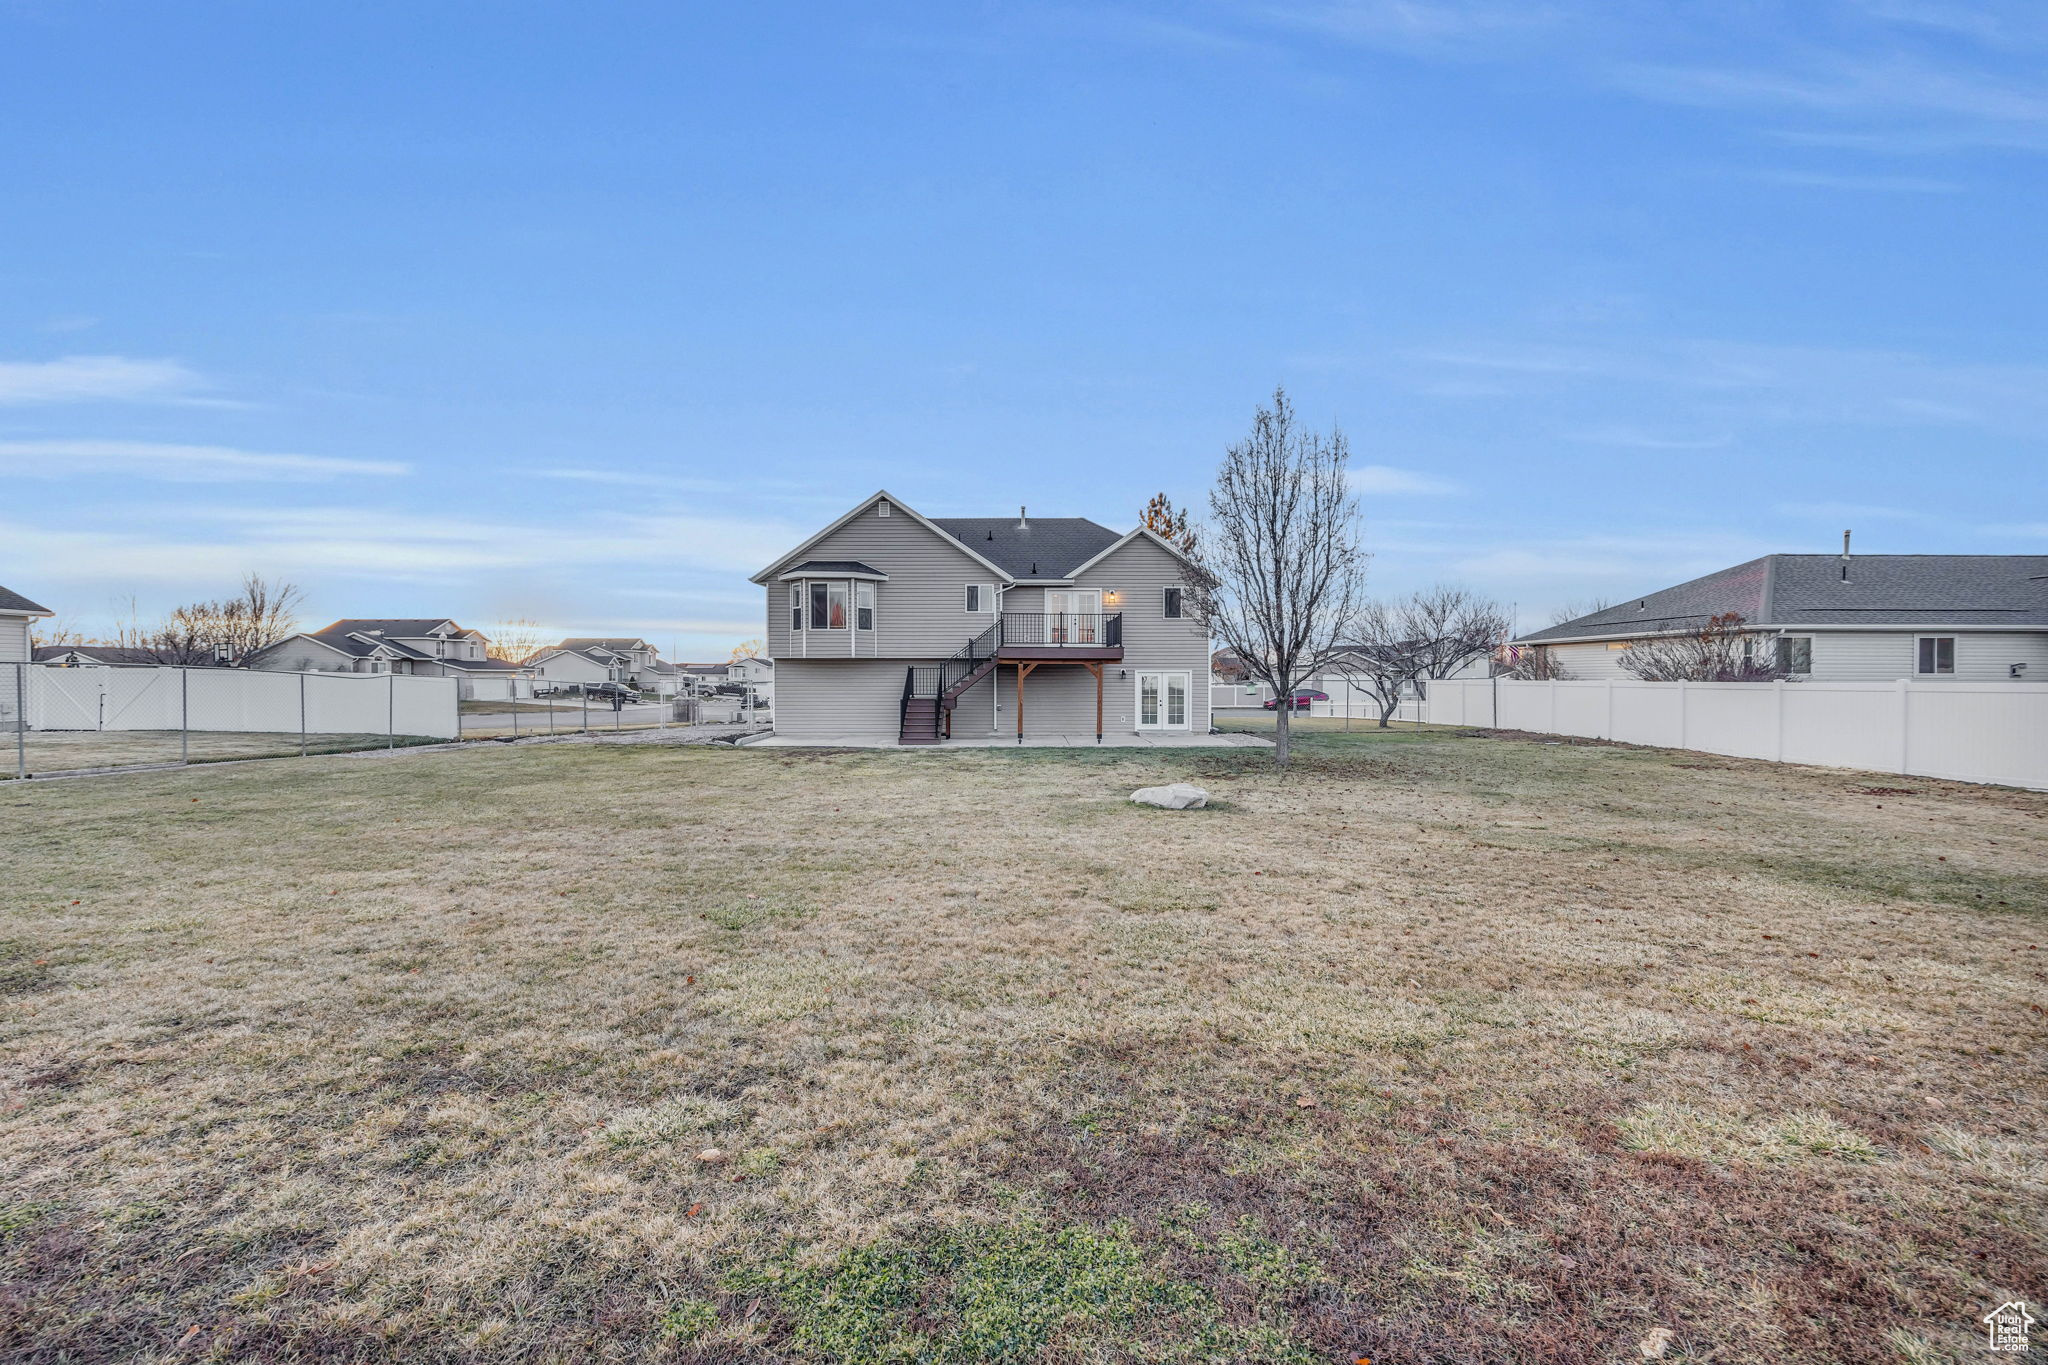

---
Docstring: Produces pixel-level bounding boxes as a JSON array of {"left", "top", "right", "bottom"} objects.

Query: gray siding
[
  {"left": 0, "top": 617, "right": 27, "bottom": 664},
  {"left": 1553, "top": 630, "right": 2048, "bottom": 682},
  {"left": 773, "top": 659, "right": 937, "bottom": 739},
  {"left": 765, "top": 500, "right": 1000, "bottom": 660}
]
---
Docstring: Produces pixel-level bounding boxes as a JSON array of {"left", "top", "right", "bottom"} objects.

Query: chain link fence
[
  {"left": 6, "top": 665, "right": 776, "bottom": 780},
  {"left": 452, "top": 685, "right": 765, "bottom": 739},
  {"left": 6, "top": 664, "right": 458, "bottom": 780}
]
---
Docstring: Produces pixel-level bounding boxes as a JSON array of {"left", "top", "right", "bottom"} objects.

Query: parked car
[{"left": 1263, "top": 690, "right": 1328, "bottom": 711}]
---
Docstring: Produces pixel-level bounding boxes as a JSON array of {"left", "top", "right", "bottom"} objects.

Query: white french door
[
  {"left": 1135, "top": 671, "right": 1190, "bottom": 730},
  {"left": 1045, "top": 590, "right": 1101, "bottom": 644}
]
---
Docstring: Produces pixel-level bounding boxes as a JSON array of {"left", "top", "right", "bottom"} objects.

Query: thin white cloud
[
  {"left": 1350, "top": 464, "right": 1460, "bottom": 495},
  {"left": 0, "top": 440, "right": 406, "bottom": 481},
  {"left": 0, "top": 356, "right": 207, "bottom": 405}
]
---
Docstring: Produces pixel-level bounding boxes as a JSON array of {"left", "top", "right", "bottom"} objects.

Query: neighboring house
[
  {"left": 32, "top": 645, "right": 230, "bottom": 668},
  {"left": 0, "top": 584, "right": 52, "bottom": 665},
  {"left": 725, "top": 654, "right": 774, "bottom": 703},
  {"left": 749, "top": 491, "right": 1211, "bottom": 744},
  {"left": 246, "top": 618, "right": 535, "bottom": 695},
  {"left": 1519, "top": 553, "right": 2048, "bottom": 682},
  {"left": 528, "top": 638, "right": 683, "bottom": 696}
]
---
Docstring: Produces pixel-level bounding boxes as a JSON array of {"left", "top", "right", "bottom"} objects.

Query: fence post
[
  {"left": 1676, "top": 680, "right": 1688, "bottom": 751},
  {"left": 14, "top": 663, "right": 23, "bottom": 781},
  {"left": 299, "top": 673, "right": 308, "bottom": 757},
  {"left": 582, "top": 687, "right": 589, "bottom": 734},
  {"left": 1896, "top": 677, "right": 1911, "bottom": 775},
  {"left": 181, "top": 667, "right": 190, "bottom": 765},
  {"left": 389, "top": 674, "right": 396, "bottom": 749},
  {"left": 1772, "top": 679, "right": 1785, "bottom": 762},
  {"left": 1603, "top": 679, "right": 1614, "bottom": 740},
  {"left": 511, "top": 698, "right": 519, "bottom": 739}
]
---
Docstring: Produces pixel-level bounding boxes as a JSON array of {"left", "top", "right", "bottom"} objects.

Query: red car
[{"left": 1263, "top": 690, "right": 1328, "bottom": 711}]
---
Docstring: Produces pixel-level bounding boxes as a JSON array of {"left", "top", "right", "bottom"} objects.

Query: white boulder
[{"left": 1131, "top": 782, "right": 1209, "bottom": 810}]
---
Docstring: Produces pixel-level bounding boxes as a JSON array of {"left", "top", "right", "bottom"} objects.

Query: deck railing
[{"left": 998, "top": 612, "right": 1122, "bottom": 648}]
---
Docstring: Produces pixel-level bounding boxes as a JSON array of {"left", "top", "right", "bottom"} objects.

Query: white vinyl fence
[
  {"left": 23, "top": 666, "right": 459, "bottom": 739},
  {"left": 1427, "top": 678, "right": 2048, "bottom": 791}
]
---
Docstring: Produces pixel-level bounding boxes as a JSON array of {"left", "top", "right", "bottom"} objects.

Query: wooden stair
[
  {"left": 940, "top": 657, "right": 998, "bottom": 711},
  {"left": 899, "top": 697, "right": 942, "bottom": 745}
]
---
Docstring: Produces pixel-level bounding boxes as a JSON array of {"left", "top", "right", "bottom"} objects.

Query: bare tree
[
  {"left": 1319, "top": 603, "right": 1415, "bottom": 729},
  {"left": 1189, "top": 387, "right": 1369, "bottom": 765},
  {"left": 226, "top": 574, "right": 304, "bottom": 657},
  {"left": 1323, "top": 585, "right": 1509, "bottom": 727},
  {"left": 1549, "top": 597, "right": 1613, "bottom": 628},
  {"left": 729, "top": 637, "right": 765, "bottom": 663},
  {"left": 1139, "top": 492, "right": 1199, "bottom": 557},
  {"left": 1615, "top": 613, "right": 1789, "bottom": 682},
  {"left": 145, "top": 574, "right": 303, "bottom": 664},
  {"left": 488, "top": 619, "right": 549, "bottom": 663},
  {"left": 28, "top": 615, "right": 83, "bottom": 649},
  {"left": 1497, "top": 645, "right": 1574, "bottom": 681}
]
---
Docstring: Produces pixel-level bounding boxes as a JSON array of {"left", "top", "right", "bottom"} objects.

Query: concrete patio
[{"left": 744, "top": 731, "right": 1273, "bottom": 749}]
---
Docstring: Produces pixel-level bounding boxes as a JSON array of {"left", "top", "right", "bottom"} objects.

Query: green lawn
[{"left": 2, "top": 721, "right": 2043, "bottom": 1363}]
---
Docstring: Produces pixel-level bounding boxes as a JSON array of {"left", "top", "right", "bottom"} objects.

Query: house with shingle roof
[
  {"left": 526, "top": 637, "right": 681, "bottom": 696},
  {"left": 0, "top": 583, "right": 53, "bottom": 665},
  {"left": 1518, "top": 551, "right": 2048, "bottom": 682},
  {"left": 748, "top": 491, "right": 1209, "bottom": 744},
  {"left": 245, "top": 618, "right": 536, "bottom": 697}
]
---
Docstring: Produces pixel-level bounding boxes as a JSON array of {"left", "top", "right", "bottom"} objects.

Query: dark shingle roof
[
  {"left": 311, "top": 618, "right": 465, "bottom": 639},
  {"left": 33, "top": 645, "right": 185, "bottom": 665},
  {"left": 1522, "top": 554, "right": 2048, "bottom": 642},
  {"left": 0, "top": 584, "right": 52, "bottom": 615},
  {"left": 930, "top": 518, "right": 1122, "bottom": 579},
  {"left": 557, "top": 637, "right": 650, "bottom": 651}
]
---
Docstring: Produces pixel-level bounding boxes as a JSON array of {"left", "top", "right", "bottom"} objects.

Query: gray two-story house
[{"left": 750, "top": 492, "right": 1211, "bottom": 744}]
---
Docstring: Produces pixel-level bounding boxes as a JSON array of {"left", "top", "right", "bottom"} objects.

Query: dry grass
[{"left": 1, "top": 719, "right": 2043, "bottom": 1363}]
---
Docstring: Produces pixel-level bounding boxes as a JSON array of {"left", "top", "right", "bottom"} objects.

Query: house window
[
  {"left": 1776, "top": 636, "right": 1812, "bottom": 673},
  {"left": 791, "top": 585, "right": 803, "bottom": 631},
  {"left": 1162, "top": 586, "right": 1184, "bottom": 619},
  {"left": 857, "top": 581, "right": 875, "bottom": 631},
  {"left": 965, "top": 583, "right": 995, "bottom": 613},
  {"left": 810, "top": 581, "right": 849, "bottom": 630},
  {"left": 1916, "top": 636, "right": 1955, "bottom": 675}
]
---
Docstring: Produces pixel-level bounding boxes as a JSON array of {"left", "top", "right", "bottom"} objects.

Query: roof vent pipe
[
  {"left": 1017, "top": 505, "right": 1029, "bottom": 530},
  {"left": 1841, "top": 529, "right": 1852, "bottom": 582}
]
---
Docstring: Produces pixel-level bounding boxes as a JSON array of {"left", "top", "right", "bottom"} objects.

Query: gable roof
[
  {"left": 0, "top": 584, "right": 52, "bottom": 616},
  {"left": 33, "top": 644, "right": 190, "bottom": 666},
  {"left": 749, "top": 491, "right": 1014, "bottom": 584},
  {"left": 557, "top": 637, "right": 652, "bottom": 652},
  {"left": 1522, "top": 554, "right": 2048, "bottom": 643},
  {"left": 930, "top": 517, "right": 1123, "bottom": 580},
  {"left": 311, "top": 618, "right": 466, "bottom": 639}
]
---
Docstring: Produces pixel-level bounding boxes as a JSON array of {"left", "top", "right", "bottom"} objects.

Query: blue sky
[{"left": 3, "top": 0, "right": 2044, "bottom": 656}]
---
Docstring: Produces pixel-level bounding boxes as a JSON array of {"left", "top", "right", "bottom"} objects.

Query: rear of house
[
  {"left": 751, "top": 492, "right": 1211, "bottom": 744},
  {"left": 1519, "top": 554, "right": 2048, "bottom": 682}
]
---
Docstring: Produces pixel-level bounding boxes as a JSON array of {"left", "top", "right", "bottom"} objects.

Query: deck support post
[{"left": 1085, "top": 662, "right": 1102, "bottom": 743}]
